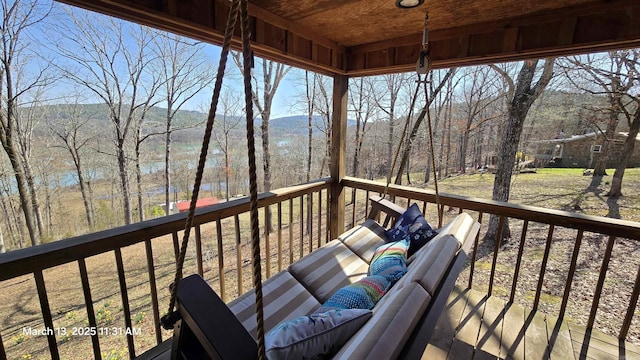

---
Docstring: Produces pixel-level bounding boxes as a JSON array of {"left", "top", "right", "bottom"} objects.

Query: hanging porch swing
[{"left": 156, "top": 1, "right": 480, "bottom": 358}]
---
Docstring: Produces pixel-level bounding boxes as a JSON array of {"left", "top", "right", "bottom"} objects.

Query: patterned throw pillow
[
  {"left": 315, "top": 275, "right": 391, "bottom": 313},
  {"left": 368, "top": 239, "right": 410, "bottom": 284},
  {"left": 385, "top": 203, "right": 438, "bottom": 257},
  {"left": 265, "top": 308, "right": 372, "bottom": 360}
]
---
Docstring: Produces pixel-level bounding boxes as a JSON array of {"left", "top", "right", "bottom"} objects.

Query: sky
[{"left": 23, "top": 0, "right": 305, "bottom": 119}]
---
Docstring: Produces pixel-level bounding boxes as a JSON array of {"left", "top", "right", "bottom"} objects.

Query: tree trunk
[
  {"left": 117, "top": 141, "right": 133, "bottom": 225},
  {"left": 592, "top": 106, "right": 620, "bottom": 175},
  {"left": 607, "top": 106, "right": 640, "bottom": 197},
  {"left": 485, "top": 59, "right": 554, "bottom": 243},
  {"left": 22, "top": 160, "right": 45, "bottom": 237},
  {"left": 135, "top": 128, "right": 145, "bottom": 222},
  {"left": 165, "top": 106, "right": 173, "bottom": 216}
]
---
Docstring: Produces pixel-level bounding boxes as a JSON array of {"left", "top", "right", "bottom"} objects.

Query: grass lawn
[{"left": 414, "top": 168, "right": 640, "bottom": 221}]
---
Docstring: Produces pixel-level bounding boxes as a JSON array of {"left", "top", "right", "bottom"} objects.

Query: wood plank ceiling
[{"left": 58, "top": 0, "right": 640, "bottom": 76}]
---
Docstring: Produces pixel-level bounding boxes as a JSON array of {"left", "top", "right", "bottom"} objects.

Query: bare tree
[
  {"left": 456, "top": 66, "right": 501, "bottom": 173},
  {"left": 305, "top": 71, "right": 317, "bottom": 182},
  {"left": 348, "top": 77, "right": 378, "bottom": 178},
  {"left": 232, "top": 55, "right": 290, "bottom": 229},
  {"left": 55, "top": 12, "right": 160, "bottom": 224},
  {"left": 393, "top": 68, "right": 456, "bottom": 184},
  {"left": 212, "top": 89, "right": 242, "bottom": 201},
  {"left": 563, "top": 52, "right": 635, "bottom": 176},
  {"left": 152, "top": 33, "right": 212, "bottom": 216},
  {"left": 606, "top": 50, "right": 640, "bottom": 198},
  {"left": 0, "top": 0, "right": 53, "bottom": 246},
  {"left": 485, "top": 59, "right": 555, "bottom": 242},
  {"left": 48, "top": 100, "right": 98, "bottom": 228},
  {"left": 372, "top": 73, "right": 410, "bottom": 171}
]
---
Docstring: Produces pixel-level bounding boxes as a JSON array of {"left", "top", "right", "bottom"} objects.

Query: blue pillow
[
  {"left": 368, "top": 240, "right": 409, "bottom": 284},
  {"left": 315, "top": 275, "right": 391, "bottom": 313},
  {"left": 265, "top": 308, "right": 372, "bottom": 360},
  {"left": 385, "top": 203, "right": 438, "bottom": 257}
]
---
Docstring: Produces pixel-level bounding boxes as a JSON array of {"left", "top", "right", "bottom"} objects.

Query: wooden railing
[
  {"left": 342, "top": 176, "right": 640, "bottom": 343},
  {"left": 2, "top": 175, "right": 640, "bottom": 359},
  {"left": 0, "top": 179, "right": 331, "bottom": 360}
]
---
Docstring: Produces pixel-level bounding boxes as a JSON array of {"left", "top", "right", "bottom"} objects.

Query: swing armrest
[{"left": 367, "top": 195, "right": 405, "bottom": 225}]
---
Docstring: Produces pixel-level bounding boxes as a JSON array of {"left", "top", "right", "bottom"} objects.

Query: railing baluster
[
  {"left": 325, "top": 189, "right": 331, "bottom": 243},
  {"left": 468, "top": 212, "right": 484, "bottom": 289},
  {"left": 143, "top": 239, "right": 162, "bottom": 345},
  {"left": 0, "top": 327, "right": 6, "bottom": 360},
  {"left": 78, "top": 259, "right": 101, "bottom": 359},
  {"left": 365, "top": 190, "right": 370, "bottom": 219},
  {"left": 488, "top": 216, "right": 505, "bottom": 296},
  {"left": 587, "top": 235, "right": 616, "bottom": 329},
  {"left": 172, "top": 232, "right": 179, "bottom": 261},
  {"left": 533, "top": 225, "right": 555, "bottom": 311},
  {"left": 216, "top": 219, "right": 226, "bottom": 302},
  {"left": 234, "top": 216, "right": 242, "bottom": 296},
  {"left": 277, "top": 202, "right": 283, "bottom": 271},
  {"left": 620, "top": 261, "right": 640, "bottom": 339},
  {"left": 195, "top": 226, "right": 203, "bottom": 277},
  {"left": 509, "top": 220, "right": 529, "bottom": 303},
  {"left": 289, "top": 198, "right": 294, "bottom": 263},
  {"left": 351, "top": 188, "right": 356, "bottom": 228},
  {"left": 559, "top": 230, "right": 584, "bottom": 321},
  {"left": 114, "top": 248, "right": 135, "bottom": 358},
  {"left": 310, "top": 193, "right": 314, "bottom": 252},
  {"left": 318, "top": 191, "right": 322, "bottom": 248},
  {"left": 34, "top": 270, "right": 60, "bottom": 360},
  {"left": 264, "top": 204, "right": 271, "bottom": 278},
  {"left": 300, "top": 196, "right": 305, "bottom": 257}
]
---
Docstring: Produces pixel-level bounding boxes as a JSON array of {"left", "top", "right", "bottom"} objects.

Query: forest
[{"left": 1, "top": 0, "right": 639, "bottom": 252}]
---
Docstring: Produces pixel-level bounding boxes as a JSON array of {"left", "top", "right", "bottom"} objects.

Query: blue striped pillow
[{"left": 368, "top": 239, "right": 409, "bottom": 284}]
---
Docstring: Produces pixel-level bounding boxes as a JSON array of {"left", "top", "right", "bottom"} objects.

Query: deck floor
[{"left": 423, "top": 286, "right": 640, "bottom": 360}]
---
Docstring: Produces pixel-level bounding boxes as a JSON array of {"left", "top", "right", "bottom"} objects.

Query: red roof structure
[{"left": 175, "top": 197, "right": 219, "bottom": 213}]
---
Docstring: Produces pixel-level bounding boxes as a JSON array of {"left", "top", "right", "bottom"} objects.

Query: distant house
[
  {"left": 174, "top": 197, "right": 220, "bottom": 213},
  {"left": 534, "top": 132, "right": 640, "bottom": 168}
]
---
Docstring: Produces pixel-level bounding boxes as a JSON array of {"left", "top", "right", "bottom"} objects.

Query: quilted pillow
[
  {"left": 265, "top": 308, "right": 372, "bottom": 360},
  {"left": 385, "top": 203, "right": 438, "bottom": 257},
  {"left": 368, "top": 239, "right": 410, "bottom": 284},
  {"left": 316, "top": 275, "right": 391, "bottom": 313}
]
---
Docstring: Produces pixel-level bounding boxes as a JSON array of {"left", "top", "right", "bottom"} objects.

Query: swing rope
[
  {"left": 161, "top": 0, "right": 241, "bottom": 330},
  {"left": 382, "top": 12, "right": 442, "bottom": 226},
  {"left": 160, "top": 2, "right": 267, "bottom": 358},
  {"left": 239, "top": 0, "right": 267, "bottom": 357}
]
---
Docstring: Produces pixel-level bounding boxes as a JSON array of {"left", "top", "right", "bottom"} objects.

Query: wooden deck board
[
  {"left": 525, "top": 310, "right": 549, "bottom": 359},
  {"left": 501, "top": 302, "right": 526, "bottom": 360},
  {"left": 422, "top": 286, "right": 470, "bottom": 360},
  {"left": 546, "top": 316, "right": 574, "bottom": 360},
  {"left": 476, "top": 295, "right": 506, "bottom": 357},
  {"left": 455, "top": 289, "right": 487, "bottom": 346}
]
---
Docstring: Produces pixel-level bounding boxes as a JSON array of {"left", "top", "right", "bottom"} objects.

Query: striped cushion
[
  {"left": 338, "top": 219, "right": 388, "bottom": 263},
  {"left": 228, "top": 271, "right": 321, "bottom": 339},
  {"left": 332, "top": 283, "right": 432, "bottom": 360},
  {"left": 289, "top": 240, "right": 369, "bottom": 303},
  {"left": 404, "top": 234, "right": 459, "bottom": 296}
]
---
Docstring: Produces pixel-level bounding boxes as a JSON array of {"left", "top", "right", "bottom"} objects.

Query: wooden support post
[{"left": 330, "top": 74, "right": 348, "bottom": 240}]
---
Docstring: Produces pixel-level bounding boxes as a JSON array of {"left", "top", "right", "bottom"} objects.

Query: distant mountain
[{"left": 266, "top": 115, "right": 356, "bottom": 136}]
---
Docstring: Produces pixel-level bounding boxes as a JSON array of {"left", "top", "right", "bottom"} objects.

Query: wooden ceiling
[{"left": 58, "top": 0, "right": 640, "bottom": 76}]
